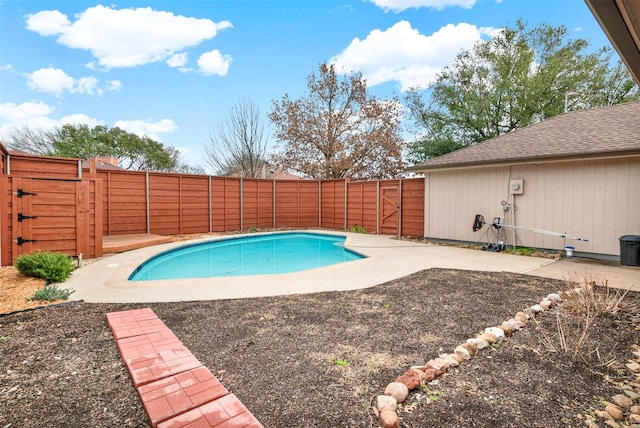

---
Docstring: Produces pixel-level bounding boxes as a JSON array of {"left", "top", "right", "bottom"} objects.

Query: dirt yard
[{"left": 1, "top": 266, "right": 639, "bottom": 427}]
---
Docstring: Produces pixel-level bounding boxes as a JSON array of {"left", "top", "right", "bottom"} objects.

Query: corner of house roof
[{"left": 407, "top": 101, "right": 640, "bottom": 171}]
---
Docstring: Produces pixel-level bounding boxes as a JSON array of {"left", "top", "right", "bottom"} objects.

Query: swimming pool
[{"left": 128, "top": 232, "right": 365, "bottom": 281}]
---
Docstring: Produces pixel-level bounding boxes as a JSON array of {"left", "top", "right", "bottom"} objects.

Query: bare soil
[{"left": 1, "top": 267, "right": 639, "bottom": 428}]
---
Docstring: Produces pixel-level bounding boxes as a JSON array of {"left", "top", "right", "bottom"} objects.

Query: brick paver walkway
[{"left": 106, "top": 308, "right": 263, "bottom": 428}]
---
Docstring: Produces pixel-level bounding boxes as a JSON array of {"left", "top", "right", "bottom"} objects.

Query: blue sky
[{"left": 0, "top": 0, "right": 614, "bottom": 171}]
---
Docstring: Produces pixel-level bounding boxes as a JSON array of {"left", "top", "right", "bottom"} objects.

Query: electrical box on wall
[{"left": 510, "top": 179, "right": 524, "bottom": 195}]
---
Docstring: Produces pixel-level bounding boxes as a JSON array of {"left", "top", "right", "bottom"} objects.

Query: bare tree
[
  {"left": 204, "top": 99, "right": 270, "bottom": 177},
  {"left": 3, "top": 125, "right": 55, "bottom": 155},
  {"left": 268, "top": 63, "right": 405, "bottom": 180}
]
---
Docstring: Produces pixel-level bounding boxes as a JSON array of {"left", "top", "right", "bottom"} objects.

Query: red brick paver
[
  {"left": 139, "top": 367, "right": 229, "bottom": 426},
  {"left": 157, "top": 394, "right": 262, "bottom": 428},
  {"left": 106, "top": 308, "right": 263, "bottom": 428},
  {"left": 106, "top": 307, "right": 169, "bottom": 339},
  {"left": 127, "top": 346, "right": 202, "bottom": 387},
  {"left": 117, "top": 329, "right": 183, "bottom": 360}
]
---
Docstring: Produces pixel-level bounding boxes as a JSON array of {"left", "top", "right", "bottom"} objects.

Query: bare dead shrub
[{"left": 529, "top": 276, "right": 631, "bottom": 365}]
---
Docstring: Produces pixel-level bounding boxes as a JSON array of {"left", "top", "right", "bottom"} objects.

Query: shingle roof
[{"left": 407, "top": 101, "right": 640, "bottom": 171}]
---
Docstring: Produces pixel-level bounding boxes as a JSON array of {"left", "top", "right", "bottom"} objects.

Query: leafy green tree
[
  {"left": 50, "top": 124, "right": 180, "bottom": 171},
  {"left": 406, "top": 20, "right": 639, "bottom": 163},
  {"left": 204, "top": 98, "right": 270, "bottom": 177},
  {"left": 269, "top": 63, "right": 405, "bottom": 180}
]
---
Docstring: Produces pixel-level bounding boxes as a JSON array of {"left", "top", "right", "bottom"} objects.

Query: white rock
[
  {"left": 502, "top": 320, "right": 517, "bottom": 330},
  {"left": 547, "top": 293, "right": 562, "bottom": 302},
  {"left": 454, "top": 345, "right": 471, "bottom": 360},
  {"left": 384, "top": 382, "right": 409, "bottom": 403},
  {"left": 529, "top": 304, "right": 543, "bottom": 313},
  {"left": 376, "top": 395, "right": 397, "bottom": 412},
  {"left": 467, "top": 338, "right": 490, "bottom": 349},
  {"left": 439, "top": 353, "right": 459, "bottom": 367},
  {"left": 484, "top": 327, "right": 505, "bottom": 340}
]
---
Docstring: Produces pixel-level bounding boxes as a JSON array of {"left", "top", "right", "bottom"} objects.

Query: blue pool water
[{"left": 128, "top": 232, "right": 365, "bottom": 281}]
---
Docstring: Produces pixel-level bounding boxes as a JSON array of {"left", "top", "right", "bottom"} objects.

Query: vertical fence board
[
  {"left": 400, "top": 178, "right": 425, "bottom": 237},
  {"left": 179, "top": 175, "right": 210, "bottom": 234},
  {"left": 1, "top": 175, "right": 10, "bottom": 265},
  {"left": 105, "top": 170, "right": 148, "bottom": 235},
  {"left": 92, "top": 179, "right": 103, "bottom": 258},
  {"left": 346, "top": 181, "right": 378, "bottom": 233}
]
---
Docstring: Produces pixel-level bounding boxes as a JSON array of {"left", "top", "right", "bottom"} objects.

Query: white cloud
[
  {"left": 25, "top": 10, "right": 70, "bottom": 35},
  {"left": 75, "top": 76, "right": 99, "bottom": 94},
  {"left": 27, "top": 67, "right": 120, "bottom": 96},
  {"left": 0, "top": 101, "right": 54, "bottom": 122},
  {"left": 59, "top": 113, "right": 103, "bottom": 127},
  {"left": 26, "top": 5, "right": 233, "bottom": 69},
  {"left": 28, "top": 68, "right": 74, "bottom": 95},
  {"left": 114, "top": 118, "right": 178, "bottom": 141},
  {"left": 368, "top": 0, "right": 476, "bottom": 12},
  {"left": 331, "top": 21, "right": 492, "bottom": 91},
  {"left": 167, "top": 52, "right": 188, "bottom": 68},
  {"left": 0, "top": 101, "right": 103, "bottom": 139},
  {"left": 0, "top": 102, "right": 176, "bottom": 143},
  {"left": 107, "top": 80, "right": 122, "bottom": 92},
  {"left": 197, "top": 50, "right": 232, "bottom": 76}
]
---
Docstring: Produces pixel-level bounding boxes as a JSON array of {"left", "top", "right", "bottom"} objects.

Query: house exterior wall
[{"left": 424, "top": 156, "right": 640, "bottom": 257}]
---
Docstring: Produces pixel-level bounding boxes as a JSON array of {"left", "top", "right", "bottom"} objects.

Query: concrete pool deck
[{"left": 68, "top": 231, "right": 640, "bottom": 303}]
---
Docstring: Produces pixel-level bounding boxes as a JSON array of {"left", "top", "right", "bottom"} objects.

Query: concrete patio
[{"left": 68, "top": 232, "right": 640, "bottom": 304}]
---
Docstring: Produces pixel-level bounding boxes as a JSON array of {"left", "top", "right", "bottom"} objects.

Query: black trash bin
[{"left": 619, "top": 235, "right": 640, "bottom": 267}]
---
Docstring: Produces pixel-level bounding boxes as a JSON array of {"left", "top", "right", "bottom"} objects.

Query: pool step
[{"left": 106, "top": 308, "right": 263, "bottom": 428}]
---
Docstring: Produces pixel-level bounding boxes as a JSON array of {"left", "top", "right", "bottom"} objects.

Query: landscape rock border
[{"left": 373, "top": 288, "right": 640, "bottom": 428}]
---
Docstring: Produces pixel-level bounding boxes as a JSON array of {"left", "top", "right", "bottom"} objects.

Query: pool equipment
[{"left": 472, "top": 214, "right": 589, "bottom": 252}]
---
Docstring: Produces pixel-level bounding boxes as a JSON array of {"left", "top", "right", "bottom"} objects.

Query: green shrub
[
  {"left": 15, "top": 251, "right": 75, "bottom": 282},
  {"left": 29, "top": 284, "right": 74, "bottom": 301},
  {"left": 350, "top": 225, "right": 366, "bottom": 233}
]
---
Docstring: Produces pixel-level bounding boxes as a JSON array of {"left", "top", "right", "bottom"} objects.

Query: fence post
[
  {"left": 297, "top": 181, "right": 300, "bottom": 227},
  {"left": 398, "top": 179, "right": 403, "bottom": 237},
  {"left": 273, "top": 181, "right": 277, "bottom": 228},
  {"left": 240, "top": 178, "right": 243, "bottom": 231},
  {"left": 208, "top": 176, "right": 212, "bottom": 233},
  {"left": 223, "top": 178, "right": 228, "bottom": 231},
  {"left": 178, "top": 176, "right": 183, "bottom": 235},
  {"left": 318, "top": 180, "right": 321, "bottom": 228},
  {"left": 344, "top": 179, "right": 348, "bottom": 230},
  {"left": 376, "top": 180, "right": 380, "bottom": 235},
  {"left": 145, "top": 172, "right": 150, "bottom": 234}
]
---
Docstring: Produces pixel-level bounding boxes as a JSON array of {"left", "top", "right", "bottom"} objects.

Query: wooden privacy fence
[
  {"left": 1, "top": 154, "right": 102, "bottom": 265},
  {"left": 1, "top": 152, "right": 425, "bottom": 265},
  {"left": 96, "top": 169, "right": 425, "bottom": 238}
]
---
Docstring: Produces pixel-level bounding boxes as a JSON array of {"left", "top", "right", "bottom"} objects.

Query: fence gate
[
  {"left": 379, "top": 182, "right": 399, "bottom": 235},
  {"left": 11, "top": 177, "right": 88, "bottom": 263}
]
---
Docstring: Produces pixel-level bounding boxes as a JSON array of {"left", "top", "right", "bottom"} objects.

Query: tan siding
[{"left": 426, "top": 157, "right": 640, "bottom": 256}]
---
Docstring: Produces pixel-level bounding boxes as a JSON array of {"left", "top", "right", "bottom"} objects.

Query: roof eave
[
  {"left": 407, "top": 149, "right": 640, "bottom": 172},
  {"left": 585, "top": 0, "right": 640, "bottom": 86}
]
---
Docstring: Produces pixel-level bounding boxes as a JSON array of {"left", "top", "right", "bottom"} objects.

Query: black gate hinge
[
  {"left": 16, "top": 237, "right": 37, "bottom": 246},
  {"left": 16, "top": 189, "right": 37, "bottom": 198},
  {"left": 17, "top": 213, "right": 38, "bottom": 222}
]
